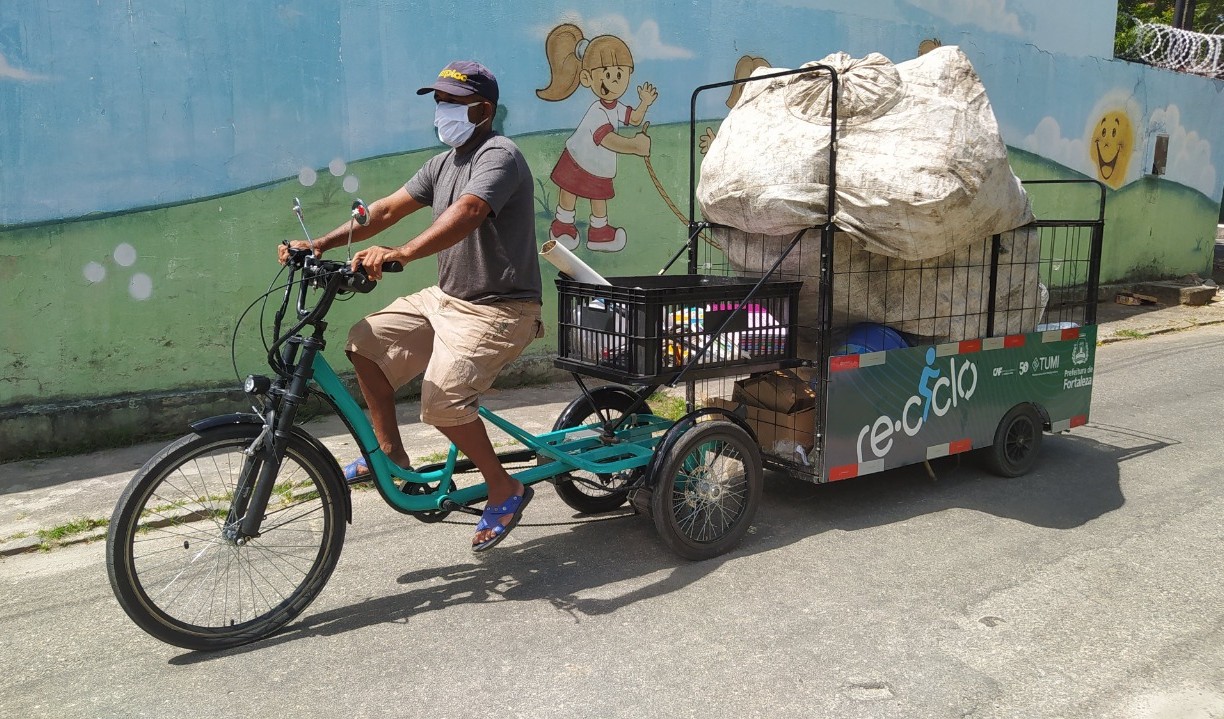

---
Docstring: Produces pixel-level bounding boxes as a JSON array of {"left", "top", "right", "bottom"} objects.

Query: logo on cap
[{"left": 439, "top": 68, "right": 470, "bottom": 83}]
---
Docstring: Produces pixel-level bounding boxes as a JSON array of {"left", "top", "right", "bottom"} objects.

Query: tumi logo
[{"left": 856, "top": 348, "right": 979, "bottom": 463}]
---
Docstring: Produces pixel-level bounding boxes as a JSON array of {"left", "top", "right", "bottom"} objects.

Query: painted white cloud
[
  {"left": 1147, "top": 104, "right": 1217, "bottom": 197},
  {"left": 907, "top": 0, "right": 1023, "bottom": 35},
  {"left": 542, "top": 13, "right": 694, "bottom": 60},
  {"left": 0, "top": 51, "right": 49, "bottom": 82},
  {"left": 1023, "top": 116, "right": 1092, "bottom": 177}
]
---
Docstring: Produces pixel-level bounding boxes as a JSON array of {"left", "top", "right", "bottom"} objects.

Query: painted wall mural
[
  {"left": 2, "top": 0, "right": 1223, "bottom": 410},
  {"left": 537, "top": 23, "right": 658, "bottom": 253}
]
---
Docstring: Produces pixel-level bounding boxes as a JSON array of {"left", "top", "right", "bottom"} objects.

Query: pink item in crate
[
  {"left": 705, "top": 302, "right": 772, "bottom": 327},
  {"left": 704, "top": 302, "right": 787, "bottom": 357}
]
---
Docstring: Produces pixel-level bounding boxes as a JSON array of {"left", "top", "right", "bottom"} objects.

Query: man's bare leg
[
  {"left": 347, "top": 352, "right": 413, "bottom": 470},
  {"left": 437, "top": 419, "right": 524, "bottom": 545}
]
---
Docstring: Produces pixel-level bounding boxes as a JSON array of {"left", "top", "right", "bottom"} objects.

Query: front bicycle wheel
[{"left": 106, "top": 424, "right": 346, "bottom": 651}]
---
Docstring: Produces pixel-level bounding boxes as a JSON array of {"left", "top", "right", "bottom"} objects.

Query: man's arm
[
  {"left": 351, "top": 193, "right": 491, "bottom": 280},
  {"left": 278, "top": 187, "right": 425, "bottom": 263}
]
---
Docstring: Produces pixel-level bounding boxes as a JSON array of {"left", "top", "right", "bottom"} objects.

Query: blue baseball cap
[{"left": 416, "top": 60, "right": 499, "bottom": 105}]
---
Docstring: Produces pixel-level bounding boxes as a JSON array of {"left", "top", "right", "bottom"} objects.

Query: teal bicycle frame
[
  {"left": 308, "top": 343, "right": 671, "bottom": 515},
  {"left": 226, "top": 249, "right": 675, "bottom": 540}
]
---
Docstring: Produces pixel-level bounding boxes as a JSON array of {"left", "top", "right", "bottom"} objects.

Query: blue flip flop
[
  {"left": 472, "top": 485, "right": 534, "bottom": 552},
  {"left": 343, "top": 457, "right": 370, "bottom": 483},
  {"left": 344, "top": 456, "right": 416, "bottom": 484}
]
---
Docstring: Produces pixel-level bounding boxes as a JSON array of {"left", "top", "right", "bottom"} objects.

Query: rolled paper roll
[{"left": 540, "top": 239, "right": 611, "bottom": 286}]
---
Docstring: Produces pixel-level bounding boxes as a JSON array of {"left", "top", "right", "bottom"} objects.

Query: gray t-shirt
[{"left": 404, "top": 133, "right": 542, "bottom": 304}]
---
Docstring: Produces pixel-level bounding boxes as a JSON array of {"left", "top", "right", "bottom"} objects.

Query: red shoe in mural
[
  {"left": 549, "top": 220, "right": 580, "bottom": 251},
  {"left": 586, "top": 223, "right": 626, "bottom": 252}
]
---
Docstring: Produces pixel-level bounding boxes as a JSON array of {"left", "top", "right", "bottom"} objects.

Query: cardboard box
[
  {"left": 732, "top": 369, "right": 817, "bottom": 414},
  {"left": 705, "top": 397, "right": 815, "bottom": 452}
]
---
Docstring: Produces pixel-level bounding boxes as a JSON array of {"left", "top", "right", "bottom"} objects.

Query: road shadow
[{"left": 169, "top": 420, "right": 1173, "bottom": 663}]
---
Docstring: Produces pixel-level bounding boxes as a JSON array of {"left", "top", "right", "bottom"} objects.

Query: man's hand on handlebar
[
  {"left": 351, "top": 245, "right": 408, "bottom": 280},
  {"left": 279, "top": 240, "right": 319, "bottom": 266}
]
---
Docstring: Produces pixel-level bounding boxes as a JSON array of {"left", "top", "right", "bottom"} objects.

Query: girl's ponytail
[{"left": 536, "top": 23, "right": 585, "bottom": 101}]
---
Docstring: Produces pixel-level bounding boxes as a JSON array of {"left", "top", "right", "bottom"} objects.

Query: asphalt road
[{"left": 2, "top": 326, "right": 1222, "bottom": 719}]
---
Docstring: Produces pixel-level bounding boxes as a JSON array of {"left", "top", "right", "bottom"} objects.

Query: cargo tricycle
[{"left": 106, "top": 63, "right": 1103, "bottom": 651}]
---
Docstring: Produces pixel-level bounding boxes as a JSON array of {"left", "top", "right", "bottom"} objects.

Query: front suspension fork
[{"left": 232, "top": 335, "right": 323, "bottom": 540}]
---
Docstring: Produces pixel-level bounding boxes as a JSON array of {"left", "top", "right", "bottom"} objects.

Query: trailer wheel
[
  {"left": 650, "top": 419, "right": 762, "bottom": 560},
  {"left": 982, "top": 404, "right": 1044, "bottom": 477}
]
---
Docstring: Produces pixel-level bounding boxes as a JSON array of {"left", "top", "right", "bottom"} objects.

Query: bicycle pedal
[{"left": 441, "top": 499, "right": 483, "bottom": 517}]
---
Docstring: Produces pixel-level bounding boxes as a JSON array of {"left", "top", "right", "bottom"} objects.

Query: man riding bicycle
[{"left": 279, "top": 60, "right": 543, "bottom": 551}]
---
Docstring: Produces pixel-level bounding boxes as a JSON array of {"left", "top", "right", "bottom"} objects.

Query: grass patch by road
[{"left": 37, "top": 517, "right": 108, "bottom": 543}]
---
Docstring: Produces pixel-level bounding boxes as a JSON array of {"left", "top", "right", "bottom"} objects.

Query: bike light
[{"left": 244, "top": 374, "right": 272, "bottom": 396}]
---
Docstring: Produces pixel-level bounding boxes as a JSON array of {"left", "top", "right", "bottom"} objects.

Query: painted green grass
[{"left": 3, "top": 126, "right": 1218, "bottom": 407}]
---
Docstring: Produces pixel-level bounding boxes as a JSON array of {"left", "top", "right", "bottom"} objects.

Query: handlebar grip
[
  {"left": 345, "top": 271, "right": 376, "bottom": 294},
  {"left": 343, "top": 260, "right": 401, "bottom": 294}
]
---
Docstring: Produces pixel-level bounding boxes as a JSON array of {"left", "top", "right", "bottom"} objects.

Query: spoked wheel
[
  {"left": 106, "top": 424, "right": 347, "bottom": 651},
  {"left": 650, "top": 419, "right": 762, "bottom": 560},
  {"left": 546, "top": 388, "right": 653, "bottom": 514},
  {"left": 981, "top": 403, "right": 1044, "bottom": 477}
]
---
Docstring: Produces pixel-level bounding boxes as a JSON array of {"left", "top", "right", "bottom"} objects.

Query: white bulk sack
[{"left": 697, "top": 47, "right": 1034, "bottom": 261}]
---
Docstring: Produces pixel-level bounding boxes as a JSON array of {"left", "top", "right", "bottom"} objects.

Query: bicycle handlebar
[{"left": 284, "top": 247, "right": 403, "bottom": 295}]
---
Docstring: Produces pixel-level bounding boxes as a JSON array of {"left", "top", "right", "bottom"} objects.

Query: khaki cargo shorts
[{"left": 346, "top": 286, "right": 544, "bottom": 427}]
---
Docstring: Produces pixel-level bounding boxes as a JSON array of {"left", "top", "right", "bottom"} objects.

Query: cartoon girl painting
[{"left": 537, "top": 23, "right": 657, "bottom": 252}]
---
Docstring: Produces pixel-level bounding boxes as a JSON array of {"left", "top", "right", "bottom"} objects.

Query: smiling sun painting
[{"left": 1088, "top": 108, "right": 1134, "bottom": 189}]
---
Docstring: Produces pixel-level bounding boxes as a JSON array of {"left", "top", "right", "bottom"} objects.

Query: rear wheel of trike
[
  {"left": 650, "top": 419, "right": 762, "bottom": 560},
  {"left": 546, "top": 388, "right": 653, "bottom": 514},
  {"left": 981, "top": 403, "right": 1044, "bottom": 478},
  {"left": 106, "top": 424, "right": 347, "bottom": 651}
]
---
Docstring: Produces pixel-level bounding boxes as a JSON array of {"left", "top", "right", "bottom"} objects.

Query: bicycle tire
[
  {"left": 650, "top": 419, "right": 762, "bottom": 560},
  {"left": 106, "top": 424, "right": 346, "bottom": 651},
  {"left": 548, "top": 388, "right": 653, "bottom": 514}
]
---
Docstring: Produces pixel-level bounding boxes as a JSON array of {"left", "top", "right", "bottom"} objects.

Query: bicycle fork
[{"left": 227, "top": 334, "right": 324, "bottom": 541}]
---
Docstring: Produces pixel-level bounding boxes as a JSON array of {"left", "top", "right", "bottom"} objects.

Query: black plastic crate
[{"left": 554, "top": 274, "right": 803, "bottom": 383}]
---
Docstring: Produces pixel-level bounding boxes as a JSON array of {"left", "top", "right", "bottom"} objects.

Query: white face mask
[{"left": 434, "top": 101, "right": 484, "bottom": 148}]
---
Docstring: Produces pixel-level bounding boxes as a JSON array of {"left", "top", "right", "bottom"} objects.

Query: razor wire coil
[{"left": 1120, "top": 19, "right": 1224, "bottom": 78}]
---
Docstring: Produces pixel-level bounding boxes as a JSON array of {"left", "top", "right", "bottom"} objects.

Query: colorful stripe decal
[
  {"left": 926, "top": 438, "right": 973, "bottom": 459},
  {"left": 1051, "top": 415, "right": 1088, "bottom": 432},
  {"left": 828, "top": 458, "right": 886, "bottom": 481},
  {"left": 831, "top": 330, "right": 1068, "bottom": 372},
  {"left": 830, "top": 355, "right": 860, "bottom": 372},
  {"left": 937, "top": 339, "right": 983, "bottom": 358}
]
